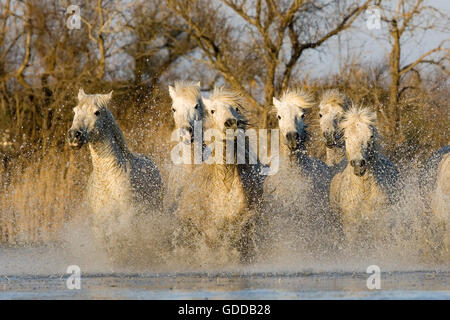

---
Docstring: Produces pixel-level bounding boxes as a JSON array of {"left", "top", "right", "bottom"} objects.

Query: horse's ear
[
  {"left": 78, "top": 88, "right": 86, "bottom": 101},
  {"left": 104, "top": 90, "right": 113, "bottom": 102},
  {"left": 273, "top": 97, "right": 281, "bottom": 108},
  {"left": 168, "top": 85, "right": 176, "bottom": 100}
]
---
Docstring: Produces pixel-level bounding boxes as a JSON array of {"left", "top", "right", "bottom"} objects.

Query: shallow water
[
  {"left": 1, "top": 271, "right": 449, "bottom": 299},
  {"left": 1, "top": 156, "right": 449, "bottom": 299}
]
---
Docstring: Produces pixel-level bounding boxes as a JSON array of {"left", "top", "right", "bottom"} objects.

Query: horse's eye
[
  {"left": 172, "top": 108, "right": 176, "bottom": 112},
  {"left": 301, "top": 114, "right": 305, "bottom": 119},
  {"left": 211, "top": 110, "right": 215, "bottom": 114},
  {"left": 319, "top": 113, "right": 322, "bottom": 118},
  {"left": 94, "top": 110, "right": 100, "bottom": 116},
  {"left": 277, "top": 115, "right": 281, "bottom": 120},
  {"left": 236, "top": 107, "right": 239, "bottom": 112},
  {"left": 194, "top": 104, "right": 199, "bottom": 110}
]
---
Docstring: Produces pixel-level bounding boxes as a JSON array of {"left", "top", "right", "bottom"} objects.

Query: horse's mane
[
  {"left": 172, "top": 81, "right": 201, "bottom": 103},
  {"left": 340, "top": 105, "right": 377, "bottom": 132},
  {"left": 209, "top": 86, "right": 244, "bottom": 111},
  {"left": 279, "top": 88, "right": 315, "bottom": 109},
  {"left": 320, "top": 89, "right": 351, "bottom": 111},
  {"left": 105, "top": 109, "right": 129, "bottom": 154}
]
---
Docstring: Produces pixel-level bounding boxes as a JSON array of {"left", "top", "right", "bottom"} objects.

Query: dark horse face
[{"left": 68, "top": 88, "right": 112, "bottom": 149}]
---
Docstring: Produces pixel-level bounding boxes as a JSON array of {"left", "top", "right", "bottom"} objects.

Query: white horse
[
  {"left": 266, "top": 89, "right": 340, "bottom": 255},
  {"left": 173, "top": 86, "right": 264, "bottom": 263},
  {"left": 68, "top": 88, "right": 163, "bottom": 254},
  {"left": 329, "top": 106, "right": 399, "bottom": 241},
  {"left": 432, "top": 151, "right": 449, "bottom": 251},
  {"left": 272, "top": 89, "right": 332, "bottom": 193},
  {"left": 166, "top": 81, "right": 206, "bottom": 212},
  {"left": 421, "top": 145, "right": 450, "bottom": 253},
  {"left": 318, "top": 89, "right": 351, "bottom": 167}
]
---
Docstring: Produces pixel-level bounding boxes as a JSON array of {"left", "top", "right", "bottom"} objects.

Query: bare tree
[
  {"left": 125, "top": 1, "right": 197, "bottom": 87},
  {"left": 381, "top": 0, "right": 449, "bottom": 133},
  {"left": 166, "top": 0, "right": 370, "bottom": 119}
]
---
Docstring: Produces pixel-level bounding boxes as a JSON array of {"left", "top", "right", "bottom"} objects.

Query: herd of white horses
[{"left": 67, "top": 82, "right": 449, "bottom": 264}]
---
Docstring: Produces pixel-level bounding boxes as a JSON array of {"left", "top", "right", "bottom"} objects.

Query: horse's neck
[
  {"left": 326, "top": 146, "right": 345, "bottom": 166},
  {"left": 89, "top": 133, "right": 131, "bottom": 179}
]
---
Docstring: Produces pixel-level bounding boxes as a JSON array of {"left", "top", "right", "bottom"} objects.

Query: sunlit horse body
[
  {"left": 432, "top": 151, "right": 450, "bottom": 250},
  {"left": 68, "top": 89, "right": 162, "bottom": 253},
  {"left": 318, "top": 89, "right": 351, "bottom": 167},
  {"left": 171, "top": 86, "right": 264, "bottom": 263},
  {"left": 421, "top": 145, "right": 450, "bottom": 252},
  {"left": 329, "top": 106, "right": 399, "bottom": 241}
]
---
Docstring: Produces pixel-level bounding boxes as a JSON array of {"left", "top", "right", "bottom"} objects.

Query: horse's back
[
  {"left": 431, "top": 153, "right": 450, "bottom": 222},
  {"left": 420, "top": 145, "right": 450, "bottom": 193}
]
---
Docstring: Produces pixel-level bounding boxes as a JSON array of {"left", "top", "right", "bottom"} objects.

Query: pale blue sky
[{"left": 301, "top": 0, "right": 450, "bottom": 79}]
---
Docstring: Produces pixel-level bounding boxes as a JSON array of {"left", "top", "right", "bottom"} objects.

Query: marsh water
[
  {"left": 0, "top": 244, "right": 449, "bottom": 299},
  {"left": 1, "top": 161, "right": 449, "bottom": 300}
]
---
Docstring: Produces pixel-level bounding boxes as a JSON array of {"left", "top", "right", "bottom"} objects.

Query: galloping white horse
[
  {"left": 329, "top": 106, "right": 399, "bottom": 241},
  {"left": 318, "top": 89, "right": 351, "bottom": 167},
  {"left": 166, "top": 81, "right": 206, "bottom": 211},
  {"left": 68, "top": 88, "right": 162, "bottom": 253},
  {"left": 272, "top": 89, "right": 331, "bottom": 193},
  {"left": 421, "top": 145, "right": 450, "bottom": 253},
  {"left": 266, "top": 89, "right": 340, "bottom": 254},
  {"left": 173, "top": 86, "right": 264, "bottom": 263}
]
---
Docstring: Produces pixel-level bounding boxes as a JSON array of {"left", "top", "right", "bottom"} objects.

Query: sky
[{"left": 302, "top": 0, "right": 450, "bottom": 78}]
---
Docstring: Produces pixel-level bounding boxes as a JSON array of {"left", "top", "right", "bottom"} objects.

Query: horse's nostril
[
  {"left": 350, "top": 160, "right": 356, "bottom": 167},
  {"left": 360, "top": 159, "right": 366, "bottom": 167},
  {"left": 68, "top": 130, "right": 80, "bottom": 140},
  {"left": 224, "top": 118, "right": 237, "bottom": 128},
  {"left": 286, "top": 132, "right": 299, "bottom": 142}
]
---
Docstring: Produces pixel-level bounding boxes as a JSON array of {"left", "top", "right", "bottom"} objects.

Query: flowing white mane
[
  {"left": 171, "top": 81, "right": 201, "bottom": 103},
  {"left": 320, "top": 89, "right": 351, "bottom": 110},
  {"left": 340, "top": 106, "right": 377, "bottom": 132},
  {"left": 278, "top": 88, "right": 315, "bottom": 109},
  {"left": 209, "top": 86, "right": 244, "bottom": 111}
]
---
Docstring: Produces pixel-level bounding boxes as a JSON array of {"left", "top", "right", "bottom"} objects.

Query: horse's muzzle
[
  {"left": 68, "top": 129, "right": 86, "bottom": 149},
  {"left": 286, "top": 131, "right": 299, "bottom": 151},
  {"left": 324, "top": 132, "right": 336, "bottom": 148},
  {"left": 350, "top": 159, "right": 367, "bottom": 176}
]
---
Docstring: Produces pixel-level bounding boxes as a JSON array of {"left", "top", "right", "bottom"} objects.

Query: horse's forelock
[
  {"left": 77, "top": 94, "right": 110, "bottom": 111},
  {"left": 172, "top": 81, "right": 201, "bottom": 103},
  {"left": 279, "top": 88, "right": 315, "bottom": 110},
  {"left": 320, "top": 89, "right": 351, "bottom": 111},
  {"left": 340, "top": 106, "right": 377, "bottom": 133},
  {"left": 208, "top": 87, "right": 249, "bottom": 125}
]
